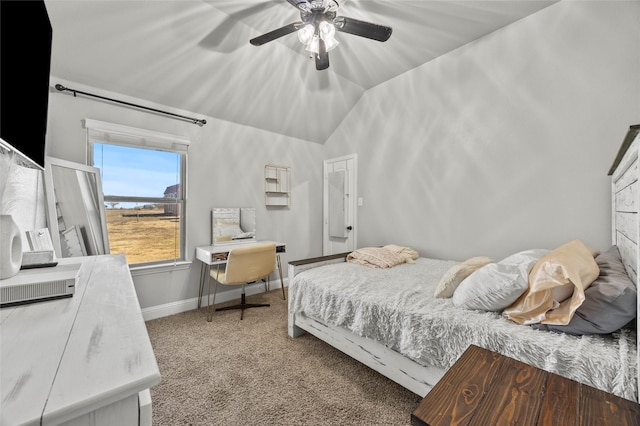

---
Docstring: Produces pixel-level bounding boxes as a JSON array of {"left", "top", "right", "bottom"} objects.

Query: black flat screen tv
[{"left": 0, "top": 0, "right": 52, "bottom": 168}]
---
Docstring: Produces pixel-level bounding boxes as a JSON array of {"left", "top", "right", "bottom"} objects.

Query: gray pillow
[
  {"left": 533, "top": 246, "right": 637, "bottom": 335},
  {"left": 452, "top": 249, "right": 549, "bottom": 312}
]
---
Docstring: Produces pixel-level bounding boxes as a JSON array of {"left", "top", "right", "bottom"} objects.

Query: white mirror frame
[{"left": 44, "top": 156, "right": 110, "bottom": 258}]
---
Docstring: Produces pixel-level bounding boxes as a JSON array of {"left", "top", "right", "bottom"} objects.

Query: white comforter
[{"left": 289, "top": 257, "right": 637, "bottom": 401}]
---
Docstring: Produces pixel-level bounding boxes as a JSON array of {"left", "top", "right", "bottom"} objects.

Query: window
[{"left": 85, "top": 119, "right": 188, "bottom": 266}]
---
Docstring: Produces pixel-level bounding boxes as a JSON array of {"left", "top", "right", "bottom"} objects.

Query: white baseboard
[{"left": 141, "top": 278, "right": 288, "bottom": 321}]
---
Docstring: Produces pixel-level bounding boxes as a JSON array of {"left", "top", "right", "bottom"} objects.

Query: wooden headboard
[
  {"left": 610, "top": 124, "right": 640, "bottom": 402},
  {"left": 611, "top": 126, "right": 640, "bottom": 283}
]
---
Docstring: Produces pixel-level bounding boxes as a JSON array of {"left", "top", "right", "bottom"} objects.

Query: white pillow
[
  {"left": 434, "top": 256, "right": 492, "bottom": 298},
  {"left": 452, "top": 249, "right": 549, "bottom": 311}
]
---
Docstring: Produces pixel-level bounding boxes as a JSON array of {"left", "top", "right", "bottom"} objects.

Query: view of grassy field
[{"left": 105, "top": 208, "right": 180, "bottom": 264}]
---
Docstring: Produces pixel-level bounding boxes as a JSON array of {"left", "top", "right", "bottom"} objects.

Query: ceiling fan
[{"left": 249, "top": 0, "right": 392, "bottom": 71}]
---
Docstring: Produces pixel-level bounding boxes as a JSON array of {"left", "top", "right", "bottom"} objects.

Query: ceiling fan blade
[
  {"left": 250, "top": 22, "right": 301, "bottom": 46},
  {"left": 334, "top": 16, "right": 392, "bottom": 42},
  {"left": 315, "top": 38, "right": 329, "bottom": 70}
]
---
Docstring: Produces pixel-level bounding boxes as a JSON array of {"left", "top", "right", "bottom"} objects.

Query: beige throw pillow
[{"left": 434, "top": 256, "right": 492, "bottom": 298}]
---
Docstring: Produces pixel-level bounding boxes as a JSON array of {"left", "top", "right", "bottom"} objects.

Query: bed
[{"left": 287, "top": 126, "right": 640, "bottom": 403}]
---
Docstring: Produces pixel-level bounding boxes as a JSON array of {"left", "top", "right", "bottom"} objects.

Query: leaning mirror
[
  {"left": 0, "top": 139, "right": 50, "bottom": 275},
  {"left": 211, "top": 207, "right": 256, "bottom": 245},
  {"left": 44, "top": 156, "right": 110, "bottom": 257}
]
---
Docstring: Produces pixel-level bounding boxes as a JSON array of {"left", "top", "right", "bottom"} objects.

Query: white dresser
[{"left": 1, "top": 254, "right": 161, "bottom": 425}]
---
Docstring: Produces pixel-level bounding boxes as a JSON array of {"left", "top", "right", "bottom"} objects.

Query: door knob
[{"left": 346, "top": 226, "right": 353, "bottom": 231}]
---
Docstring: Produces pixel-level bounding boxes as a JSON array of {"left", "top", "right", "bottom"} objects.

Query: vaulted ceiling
[{"left": 45, "top": 0, "right": 556, "bottom": 143}]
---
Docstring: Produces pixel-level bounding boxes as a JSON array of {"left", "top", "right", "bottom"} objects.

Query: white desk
[
  {"left": 0, "top": 255, "right": 161, "bottom": 426},
  {"left": 195, "top": 240, "right": 286, "bottom": 307}
]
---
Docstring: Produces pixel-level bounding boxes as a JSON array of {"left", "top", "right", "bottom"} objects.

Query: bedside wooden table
[{"left": 412, "top": 344, "right": 640, "bottom": 426}]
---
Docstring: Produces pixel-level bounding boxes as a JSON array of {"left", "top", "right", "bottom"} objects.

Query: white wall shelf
[{"left": 265, "top": 164, "right": 291, "bottom": 207}]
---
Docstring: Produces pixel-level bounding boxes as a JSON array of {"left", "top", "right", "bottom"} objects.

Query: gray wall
[
  {"left": 325, "top": 1, "right": 640, "bottom": 261},
  {"left": 46, "top": 81, "right": 327, "bottom": 309}
]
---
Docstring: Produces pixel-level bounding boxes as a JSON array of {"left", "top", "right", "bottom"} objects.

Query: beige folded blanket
[
  {"left": 383, "top": 244, "right": 419, "bottom": 264},
  {"left": 347, "top": 246, "right": 417, "bottom": 268}
]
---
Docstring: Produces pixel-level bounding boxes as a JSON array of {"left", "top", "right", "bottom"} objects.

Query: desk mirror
[
  {"left": 44, "top": 156, "right": 110, "bottom": 258},
  {"left": 211, "top": 207, "right": 255, "bottom": 245}
]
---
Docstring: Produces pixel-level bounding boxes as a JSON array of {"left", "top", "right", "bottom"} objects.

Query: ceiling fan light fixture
[
  {"left": 319, "top": 20, "right": 335, "bottom": 38},
  {"left": 297, "top": 24, "right": 315, "bottom": 45},
  {"left": 319, "top": 21, "right": 339, "bottom": 52},
  {"left": 306, "top": 35, "right": 320, "bottom": 54},
  {"left": 299, "top": 21, "right": 338, "bottom": 55}
]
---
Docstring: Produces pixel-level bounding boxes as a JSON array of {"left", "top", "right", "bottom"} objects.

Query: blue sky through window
[{"left": 93, "top": 143, "right": 180, "bottom": 204}]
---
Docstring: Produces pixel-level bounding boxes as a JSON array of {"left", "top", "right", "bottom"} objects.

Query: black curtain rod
[{"left": 55, "top": 84, "right": 207, "bottom": 126}]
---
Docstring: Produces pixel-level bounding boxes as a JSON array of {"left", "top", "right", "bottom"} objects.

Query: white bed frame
[
  {"left": 288, "top": 126, "right": 640, "bottom": 401},
  {"left": 287, "top": 254, "right": 447, "bottom": 396}
]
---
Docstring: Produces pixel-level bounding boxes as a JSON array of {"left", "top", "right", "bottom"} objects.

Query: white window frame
[{"left": 84, "top": 119, "right": 189, "bottom": 269}]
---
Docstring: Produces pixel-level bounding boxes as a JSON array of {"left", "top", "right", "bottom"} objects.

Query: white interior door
[{"left": 323, "top": 154, "right": 357, "bottom": 255}]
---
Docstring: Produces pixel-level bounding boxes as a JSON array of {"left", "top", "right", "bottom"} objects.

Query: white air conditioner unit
[{"left": 0, "top": 262, "right": 81, "bottom": 307}]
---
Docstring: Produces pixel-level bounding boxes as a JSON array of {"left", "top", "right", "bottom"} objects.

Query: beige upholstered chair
[{"left": 207, "top": 242, "right": 276, "bottom": 321}]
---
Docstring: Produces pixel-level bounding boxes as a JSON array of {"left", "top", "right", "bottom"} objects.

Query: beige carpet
[{"left": 145, "top": 289, "right": 422, "bottom": 425}]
